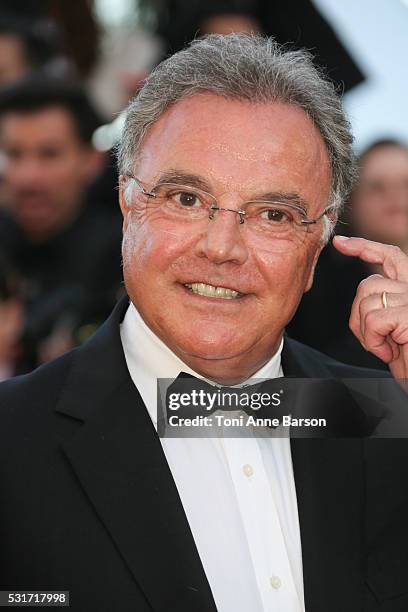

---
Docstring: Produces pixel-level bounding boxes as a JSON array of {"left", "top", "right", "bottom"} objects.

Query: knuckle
[
  {"left": 357, "top": 274, "right": 384, "bottom": 295},
  {"left": 364, "top": 309, "right": 378, "bottom": 328},
  {"left": 357, "top": 277, "right": 370, "bottom": 291},
  {"left": 359, "top": 274, "right": 382, "bottom": 287},
  {"left": 389, "top": 244, "right": 403, "bottom": 261},
  {"left": 358, "top": 301, "right": 368, "bottom": 318}
]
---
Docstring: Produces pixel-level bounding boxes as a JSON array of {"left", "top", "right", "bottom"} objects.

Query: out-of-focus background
[{"left": 0, "top": 0, "right": 407, "bottom": 379}]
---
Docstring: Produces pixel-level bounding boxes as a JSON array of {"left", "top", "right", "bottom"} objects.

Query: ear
[
  {"left": 304, "top": 244, "right": 324, "bottom": 293},
  {"left": 304, "top": 209, "right": 338, "bottom": 292},
  {"left": 119, "top": 175, "right": 131, "bottom": 232}
]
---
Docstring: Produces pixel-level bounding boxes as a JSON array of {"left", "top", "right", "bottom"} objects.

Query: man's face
[
  {"left": 1, "top": 106, "right": 97, "bottom": 240},
  {"left": 351, "top": 145, "right": 408, "bottom": 248},
  {"left": 120, "top": 94, "right": 331, "bottom": 381}
]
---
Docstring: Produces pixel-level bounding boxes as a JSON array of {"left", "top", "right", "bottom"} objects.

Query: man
[
  {"left": 1, "top": 34, "right": 408, "bottom": 611},
  {"left": 0, "top": 78, "right": 122, "bottom": 368}
]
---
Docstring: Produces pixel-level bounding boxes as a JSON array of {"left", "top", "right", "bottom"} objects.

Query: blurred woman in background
[{"left": 288, "top": 139, "right": 408, "bottom": 369}]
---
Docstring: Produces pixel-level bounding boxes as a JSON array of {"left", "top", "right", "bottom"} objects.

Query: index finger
[{"left": 333, "top": 236, "right": 408, "bottom": 282}]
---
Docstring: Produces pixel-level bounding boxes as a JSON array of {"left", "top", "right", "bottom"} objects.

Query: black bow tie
[
  {"left": 157, "top": 372, "right": 382, "bottom": 438},
  {"left": 158, "top": 372, "right": 295, "bottom": 433}
]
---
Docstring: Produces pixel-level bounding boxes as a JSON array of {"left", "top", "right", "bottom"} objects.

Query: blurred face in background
[
  {"left": 0, "top": 33, "right": 29, "bottom": 87},
  {"left": 350, "top": 144, "right": 408, "bottom": 250},
  {"left": 200, "top": 13, "right": 261, "bottom": 36},
  {"left": 0, "top": 106, "right": 100, "bottom": 241}
]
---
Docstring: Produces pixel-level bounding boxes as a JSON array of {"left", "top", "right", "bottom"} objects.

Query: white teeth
[{"left": 184, "top": 283, "right": 240, "bottom": 299}]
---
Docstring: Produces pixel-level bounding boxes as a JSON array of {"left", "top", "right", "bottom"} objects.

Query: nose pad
[
  {"left": 209, "top": 204, "right": 246, "bottom": 224},
  {"left": 198, "top": 204, "right": 249, "bottom": 265}
]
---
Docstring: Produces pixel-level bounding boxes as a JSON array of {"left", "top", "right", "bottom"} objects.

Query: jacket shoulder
[
  {"left": 284, "top": 336, "right": 391, "bottom": 379},
  {"left": 0, "top": 350, "right": 77, "bottom": 429}
]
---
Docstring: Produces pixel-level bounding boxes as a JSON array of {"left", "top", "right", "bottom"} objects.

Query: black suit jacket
[{"left": 1, "top": 298, "right": 408, "bottom": 611}]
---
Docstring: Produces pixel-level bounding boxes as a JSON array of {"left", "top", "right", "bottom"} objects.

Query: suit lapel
[
  {"left": 56, "top": 299, "right": 217, "bottom": 612},
  {"left": 283, "top": 338, "right": 365, "bottom": 611}
]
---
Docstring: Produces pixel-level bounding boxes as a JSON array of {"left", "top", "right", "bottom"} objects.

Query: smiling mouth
[{"left": 184, "top": 282, "right": 242, "bottom": 299}]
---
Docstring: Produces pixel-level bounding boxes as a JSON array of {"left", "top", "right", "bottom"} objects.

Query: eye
[
  {"left": 261, "top": 208, "right": 292, "bottom": 223},
  {"left": 173, "top": 191, "right": 201, "bottom": 207}
]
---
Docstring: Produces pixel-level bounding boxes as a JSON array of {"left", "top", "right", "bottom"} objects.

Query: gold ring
[{"left": 381, "top": 291, "right": 388, "bottom": 309}]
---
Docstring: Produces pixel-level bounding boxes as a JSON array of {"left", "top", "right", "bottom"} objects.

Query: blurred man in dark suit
[
  {"left": 1, "top": 35, "right": 408, "bottom": 612},
  {"left": 0, "top": 78, "right": 122, "bottom": 369}
]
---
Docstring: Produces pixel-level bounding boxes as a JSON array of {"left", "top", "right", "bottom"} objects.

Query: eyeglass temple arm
[
  {"left": 300, "top": 206, "right": 335, "bottom": 225},
  {"left": 124, "top": 173, "right": 157, "bottom": 198}
]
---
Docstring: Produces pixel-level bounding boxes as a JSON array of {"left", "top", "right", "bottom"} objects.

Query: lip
[
  {"left": 178, "top": 280, "right": 247, "bottom": 295},
  {"left": 178, "top": 282, "right": 251, "bottom": 303}
]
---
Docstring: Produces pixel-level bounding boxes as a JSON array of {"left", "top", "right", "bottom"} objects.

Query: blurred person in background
[
  {"left": 288, "top": 139, "right": 408, "bottom": 369},
  {"left": 0, "top": 16, "right": 33, "bottom": 88},
  {"left": 156, "top": 0, "right": 364, "bottom": 93},
  {"left": 0, "top": 10, "right": 67, "bottom": 89},
  {"left": 350, "top": 139, "right": 408, "bottom": 253},
  {"left": 0, "top": 77, "right": 122, "bottom": 372},
  {"left": 0, "top": 8, "right": 69, "bottom": 209},
  {"left": 0, "top": 0, "right": 100, "bottom": 87}
]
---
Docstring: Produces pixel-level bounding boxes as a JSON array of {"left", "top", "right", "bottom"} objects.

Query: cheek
[
  {"left": 50, "top": 154, "right": 87, "bottom": 188},
  {"left": 122, "top": 228, "right": 160, "bottom": 295},
  {"left": 355, "top": 196, "right": 375, "bottom": 219},
  {"left": 122, "top": 217, "right": 192, "bottom": 286},
  {"left": 38, "top": 166, "right": 72, "bottom": 197},
  {"left": 253, "top": 245, "right": 319, "bottom": 313},
  {"left": 256, "top": 246, "right": 314, "bottom": 288}
]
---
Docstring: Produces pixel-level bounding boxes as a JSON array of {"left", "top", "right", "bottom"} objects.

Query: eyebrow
[
  {"left": 251, "top": 191, "right": 309, "bottom": 212},
  {"left": 155, "top": 170, "right": 212, "bottom": 192},
  {"left": 154, "top": 169, "right": 309, "bottom": 212}
]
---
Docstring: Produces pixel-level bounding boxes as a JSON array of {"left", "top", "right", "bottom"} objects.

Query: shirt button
[
  {"left": 242, "top": 464, "right": 254, "bottom": 477},
  {"left": 270, "top": 576, "right": 282, "bottom": 590}
]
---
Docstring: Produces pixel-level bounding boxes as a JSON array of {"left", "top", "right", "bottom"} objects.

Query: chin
[{"left": 173, "top": 326, "right": 253, "bottom": 362}]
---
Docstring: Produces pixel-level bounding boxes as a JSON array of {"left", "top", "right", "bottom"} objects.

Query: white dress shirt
[{"left": 120, "top": 302, "right": 305, "bottom": 611}]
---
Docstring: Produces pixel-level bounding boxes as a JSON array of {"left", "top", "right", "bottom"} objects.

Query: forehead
[
  {"left": 0, "top": 106, "right": 80, "bottom": 145},
  {"left": 135, "top": 93, "right": 331, "bottom": 210},
  {"left": 361, "top": 146, "right": 408, "bottom": 180}
]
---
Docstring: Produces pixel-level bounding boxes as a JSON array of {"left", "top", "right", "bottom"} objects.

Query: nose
[
  {"left": 392, "top": 183, "right": 408, "bottom": 208},
  {"left": 7, "top": 157, "right": 44, "bottom": 188},
  {"left": 194, "top": 205, "right": 249, "bottom": 265}
]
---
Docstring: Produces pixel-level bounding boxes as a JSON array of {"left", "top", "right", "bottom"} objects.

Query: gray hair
[{"left": 118, "top": 33, "right": 356, "bottom": 235}]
